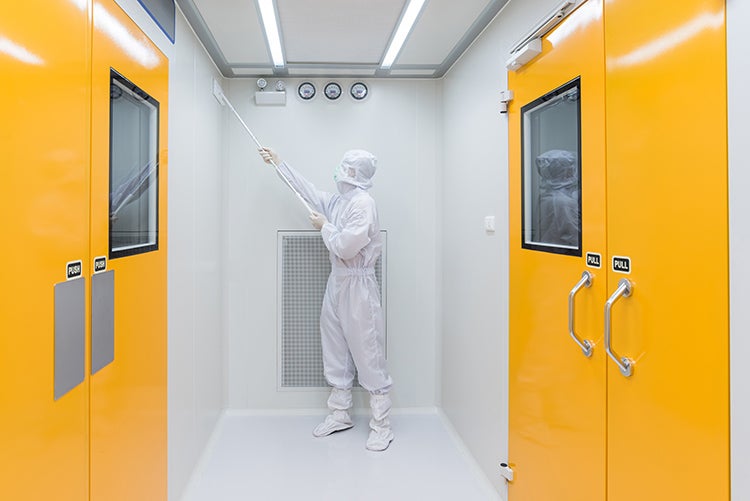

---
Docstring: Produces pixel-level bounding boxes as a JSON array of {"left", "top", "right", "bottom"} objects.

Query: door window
[
  {"left": 109, "top": 69, "right": 159, "bottom": 258},
  {"left": 521, "top": 78, "right": 582, "bottom": 256}
]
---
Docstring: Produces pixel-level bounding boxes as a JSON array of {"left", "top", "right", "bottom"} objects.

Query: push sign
[
  {"left": 94, "top": 256, "right": 107, "bottom": 274},
  {"left": 66, "top": 260, "right": 83, "bottom": 280}
]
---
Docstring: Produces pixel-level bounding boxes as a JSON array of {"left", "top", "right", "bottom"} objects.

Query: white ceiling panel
[
  {"left": 397, "top": 0, "right": 491, "bottom": 66},
  {"left": 193, "top": 0, "right": 269, "bottom": 63},
  {"left": 176, "top": 0, "right": 508, "bottom": 78},
  {"left": 278, "top": 0, "right": 406, "bottom": 64}
]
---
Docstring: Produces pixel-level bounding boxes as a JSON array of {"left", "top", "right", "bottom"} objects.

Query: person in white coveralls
[{"left": 259, "top": 147, "right": 394, "bottom": 452}]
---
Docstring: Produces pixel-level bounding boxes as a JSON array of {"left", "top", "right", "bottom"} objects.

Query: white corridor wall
[
  {"left": 166, "top": 10, "right": 226, "bottom": 501},
  {"left": 223, "top": 79, "right": 441, "bottom": 411},
  {"left": 729, "top": 0, "right": 750, "bottom": 499}
]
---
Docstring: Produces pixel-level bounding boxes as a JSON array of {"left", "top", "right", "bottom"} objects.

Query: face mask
[{"left": 333, "top": 164, "right": 351, "bottom": 183}]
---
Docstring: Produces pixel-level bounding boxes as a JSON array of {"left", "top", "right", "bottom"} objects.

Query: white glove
[
  {"left": 309, "top": 211, "right": 328, "bottom": 230},
  {"left": 258, "top": 147, "right": 280, "bottom": 165}
]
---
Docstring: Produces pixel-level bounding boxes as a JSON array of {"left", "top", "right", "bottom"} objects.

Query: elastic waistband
[{"left": 332, "top": 267, "right": 375, "bottom": 276}]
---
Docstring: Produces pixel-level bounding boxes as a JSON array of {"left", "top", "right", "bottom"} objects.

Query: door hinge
[
  {"left": 499, "top": 90, "right": 514, "bottom": 114},
  {"left": 499, "top": 462, "right": 514, "bottom": 482}
]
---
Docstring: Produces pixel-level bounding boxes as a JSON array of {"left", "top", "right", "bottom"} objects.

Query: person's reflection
[{"left": 536, "top": 149, "right": 579, "bottom": 247}]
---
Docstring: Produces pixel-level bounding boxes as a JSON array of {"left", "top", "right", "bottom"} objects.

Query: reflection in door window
[
  {"left": 109, "top": 69, "right": 159, "bottom": 258},
  {"left": 521, "top": 78, "right": 581, "bottom": 256}
]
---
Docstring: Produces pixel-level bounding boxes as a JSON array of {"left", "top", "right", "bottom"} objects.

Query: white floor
[{"left": 181, "top": 409, "right": 502, "bottom": 501}]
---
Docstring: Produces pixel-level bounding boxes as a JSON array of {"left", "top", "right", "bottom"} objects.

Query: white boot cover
[
  {"left": 366, "top": 393, "right": 394, "bottom": 451},
  {"left": 313, "top": 410, "right": 353, "bottom": 437},
  {"left": 313, "top": 388, "right": 354, "bottom": 437}
]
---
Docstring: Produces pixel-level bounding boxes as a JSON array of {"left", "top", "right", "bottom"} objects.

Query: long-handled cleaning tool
[{"left": 212, "top": 80, "right": 314, "bottom": 215}]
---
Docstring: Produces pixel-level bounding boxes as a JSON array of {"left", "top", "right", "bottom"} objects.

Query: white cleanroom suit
[
  {"left": 259, "top": 148, "right": 394, "bottom": 452},
  {"left": 536, "top": 149, "right": 580, "bottom": 247}
]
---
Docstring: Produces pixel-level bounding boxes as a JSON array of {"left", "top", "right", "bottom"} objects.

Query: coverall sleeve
[
  {"left": 275, "top": 161, "right": 335, "bottom": 216},
  {"left": 320, "top": 198, "right": 373, "bottom": 260}
]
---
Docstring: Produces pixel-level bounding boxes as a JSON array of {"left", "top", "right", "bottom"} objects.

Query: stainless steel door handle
[
  {"left": 604, "top": 278, "right": 634, "bottom": 377},
  {"left": 568, "top": 271, "right": 594, "bottom": 357}
]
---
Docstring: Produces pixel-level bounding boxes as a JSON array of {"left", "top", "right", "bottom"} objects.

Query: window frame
[{"left": 520, "top": 76, "right": 583, "bottom": 257}]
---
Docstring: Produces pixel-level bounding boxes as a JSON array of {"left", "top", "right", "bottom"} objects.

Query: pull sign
[
  {"left": 66, "top": 260, "right": 83, "bottom": 280},
  {"left": 586, "top": 252, "right": 602, "bottom": 269},
  {"left": 94, "top": 256, "right": 107, "bottom": 274},
  {"left": 612, "top": 256, "right": 631, "bottom": 274}
]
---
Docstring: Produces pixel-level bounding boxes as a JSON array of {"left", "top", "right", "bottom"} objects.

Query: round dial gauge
[
  {"left": 350, "top": 82, "right": 368, "bottom": 100},
  {"left": 298, "top": 82, "right": 316, "bottom": 100},
  {"left": 324, "top": 82, "right": 342, "bottom": 100}
]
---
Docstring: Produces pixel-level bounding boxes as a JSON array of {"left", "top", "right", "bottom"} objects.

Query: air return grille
[{"left": 278, "top": 231, "right": 386, "bottom": 388}]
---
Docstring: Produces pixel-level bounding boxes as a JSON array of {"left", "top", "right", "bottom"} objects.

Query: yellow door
[
  {"left": 89, "top": 1, "right": 168, "bottom": 499},
  {"left": 604, "top": 0, "right": 728, "bottom": 499},
  {"left": 508, "top": 1, "right": 607, "bottom": 499},
  {"left": 0, "top": 2, "right": 91, "bottom": 499}
]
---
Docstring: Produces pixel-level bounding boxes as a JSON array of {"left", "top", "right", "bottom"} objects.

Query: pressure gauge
[
  {"left": 350, "top": 82, "right": 368, "bottom": 100},
  {"left": 275, "top": 80, "right": 286, "bottom": 92},
  {"left": 324, "top": 82, "right": 342, "bottom": 100},
  {"left": 256, "top": 78, "right": 268, "bottom": 90},
  {"left": 298, "top": 82, "right": 316, "bottom": 100}
]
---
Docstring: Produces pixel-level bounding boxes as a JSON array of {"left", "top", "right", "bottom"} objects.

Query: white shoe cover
[
  {"left": 366, "top": 392, "right": 393, "bottom": 451},
  {"left": 366, "top": 427, "right": 394, "bottom": 451},
  {"left": 312, "top": 410, "right": 353, "bottom": 437}
]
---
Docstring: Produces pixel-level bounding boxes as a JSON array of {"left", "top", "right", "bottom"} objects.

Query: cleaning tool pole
[{"left": 222, "top": 95, "right": 315, "bottom": 215}]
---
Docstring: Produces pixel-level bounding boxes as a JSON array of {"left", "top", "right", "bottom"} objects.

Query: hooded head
[
  {"left": 535, "top": 149, "right": 578, "bottom": 190},
  {"left": 333, "top": 149, "right": 377, "bottom": 192}
]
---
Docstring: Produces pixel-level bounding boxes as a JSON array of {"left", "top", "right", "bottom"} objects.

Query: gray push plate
[
  {"left": 54, "top": 278, "right": 85, "bottom": 400},
  {"left": 91, "top": 270, "right": 115, "bottom": 374}
]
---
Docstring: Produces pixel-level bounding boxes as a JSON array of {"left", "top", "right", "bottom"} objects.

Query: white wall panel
[
  {"left": 728, "top": 0, "right": 750, "bottom": 499},
  {"left": 224, "top": 78, "right": 440, "bottom": 411},
  {"left": 190, "top": 17, "right": 226, "bottom": 475},
  {"left": 440, "top": 0, "right": 563, "bottom": 495},
  {"left": 165, "top": 12, "right": 197, "bottom": 501},
  {"left": 168, "top": 13, "right": 227, "bottom": 501}
]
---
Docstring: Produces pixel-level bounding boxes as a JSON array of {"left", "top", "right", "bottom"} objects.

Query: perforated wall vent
[{"left": 278, "top": 231, "right": 386, "bottom": 389}]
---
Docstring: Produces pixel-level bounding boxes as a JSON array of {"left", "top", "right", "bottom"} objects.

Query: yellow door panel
[
  {"left": 604, "top": 0, "right": 728, "bottom": 499},
  {"left": 508, "top": 2, "right": 607, "bottom": 499},
  {"left": 90, "top": 1, "right": 168, "bottom": 499},
  {"left": 0, "top": 1, "right": 91, "bottom": 499}
]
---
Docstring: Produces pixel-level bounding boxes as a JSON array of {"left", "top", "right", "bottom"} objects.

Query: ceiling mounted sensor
[
  {"left": 324, "top": 82, "right": 342, "bottom": 100},
  {"left": 350, "top": 82, "right": 369, "bottom": 101},
  {"left": 297, "top": 82, "right": 316, "bottom": 100}
]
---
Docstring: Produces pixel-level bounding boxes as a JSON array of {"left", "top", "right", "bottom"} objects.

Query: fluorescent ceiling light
[
  {"left": 381, "top": 0, "right": 426, "bottom": 69},
  {"left": 258, "top": 0, "right": 284, "bottom": 68}
]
